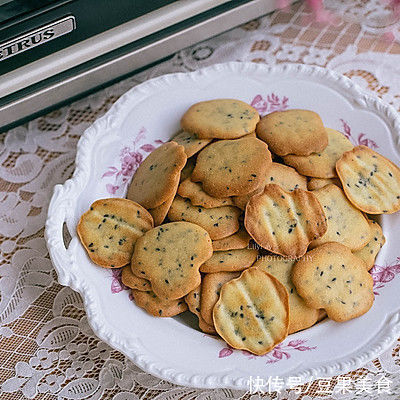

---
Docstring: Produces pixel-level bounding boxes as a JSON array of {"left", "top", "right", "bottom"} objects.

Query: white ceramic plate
[{"left": 45, "top": 62, "right": 400, "bottom": 391}]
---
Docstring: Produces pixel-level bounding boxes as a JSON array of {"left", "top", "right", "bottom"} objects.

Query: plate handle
[{"left": 45, "top": 183, "right": 76, "bottom": 287}]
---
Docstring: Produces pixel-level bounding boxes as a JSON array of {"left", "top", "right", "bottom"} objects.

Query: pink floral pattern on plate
[
  {"left": 219, "top": 339, "right": 316, "bottom": 363},
  {"left": 101, "top": 127, "right": 163, "bottom": 195},
  {"left": 250, "top": 93, "right": 289, "bottom": 116},
  {"left": 110, "top": 268, "right": 128, "bottom": 294},
  {"left": 340, "top": 119, "right": 379, "bottom": 149},
  {"left": 370, "top": 257, "right": 400, "bottom": 295}
]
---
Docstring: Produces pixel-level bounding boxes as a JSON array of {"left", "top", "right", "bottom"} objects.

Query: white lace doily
[{"left": 1, "top": 2, "right": 400, "bottom": 399}]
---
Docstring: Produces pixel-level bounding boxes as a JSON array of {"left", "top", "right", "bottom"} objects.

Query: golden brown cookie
[
  {"left": 185, "top": 285, "right": 201, "bottom": 316},
  {"left": 121, "top": 265, "right": 151, "bottom": 291},
  {"left": 256, "top": 109, "right": 328, "bottom": 156},
  {"left": 148, "top": 193, "right": 175, "bottom": 226},
  {"left": 77, "top": 198, "right": 154, "bottom": 268},
  {"left": 292, "top": 243, "right": 374, "bottom": 322},
  {"left": 185, "top": 285, "right": 217, "bottom": 334},
  {"left": 181, "top": 99, "right": 260, "bottom": 139},
  {"left": 213, "top": 268, "right": 289, "bottom": 355},
  {"left": 178, "top": 179, "right": 234, "bottom": 208},
  {"left": 310, "top": 184, "right": 371, "bottom": 251},
  {"left": 200, "top": 271, "right": 240, "bottom": 326},
  {"left": 212, "top": 228, "right": 252, "bottom": 251},
  {"left": 244, "top": 184, "right": 327, "bottom": 257},
  {"left": 200, "top": 249, "right": 258, "bottom": 273},
  {"left": 127, "top": 142, "right": 187, "bottom": 209},
  {"left": 132, "top": 290, "right": 187, "bottom": 317},
  {"left": 336, "top": 145, "right": 400, "bottom": 214},
  {"left": 253, "top": 256, "right": 319, "bottom": 334},
  {"left": 283, "top": 128, "right": 354, "bottom": 178},
  {"left": 353, "top": 220, "right": 385, "bottom": 270},
  {"left": 191, "top": 137, "right": 272, "bottom": 197},
  {"left": 131, "top": 222, "right": 212, "bottom": 299},
  {"left": 171, "top": 130, "right": 212, "bottom": 158},
  {"left": 168, "top": 196, "right": 241, "bottom": 240}
]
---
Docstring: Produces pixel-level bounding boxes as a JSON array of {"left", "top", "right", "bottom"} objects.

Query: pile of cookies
[{"left": 77, "top": 99, "right": 400, "bottom": 356}]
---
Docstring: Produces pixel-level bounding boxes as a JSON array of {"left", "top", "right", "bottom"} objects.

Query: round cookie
[
  {"left": 192, "top": 137, "right": 272, "bottom": 197},
  {"left": 171, "top": 130, "right": 212, "bottom": 158},
  {"left": 181, "top": 99, "right": 260, "bottom": 139},
  {"left": 77, "top": 198, "right": 154, "bottom": 268},
  {"left": 121, "top": 265, "right": 151, "bottom": 291},
  {"left": 256, "top": 109, "right": 328, "bottom": 156},
  {"left": 132, "top": 290, "right": 187, "bottom": 317},
  {"left": 245, "top": 184, "right": 327, "bottom": 258},
  {"left": 200, "top": 248, "right": 259, "bottom": 273},
  {"left": 292, "top": 243, "right": 374, "bottom": 322},
  {"left": 283, "top": 128, "right": 354, "bottom": 178},
  {"left": 353, "top": 220, "right": 385, "bottom": 270},
  {"left": 253, "top": 256, "right": 319, "bottom": 334},
  {"left": 168, "top": 196, "right": 241, "bottom": 240},
  {"left": 131, "top": 222, "right": 213, "bottom": 300},
  {"left": 213, "top": 268, "right": 289, "bottom": 355},
  {"left": 310, "top": 184, "right": 371, "bottom": 251},
  {"left": 127, "top": 141, "right": 187, "bottom": 209},
  {"left": 178, "top": 179, "right": 234, "bottom": 208},
  {"left": 336, "top": 145, "right": 400, "bottom": 214}
]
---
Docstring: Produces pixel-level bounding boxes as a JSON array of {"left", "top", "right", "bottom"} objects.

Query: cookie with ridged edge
[
  {"left": 233, "top": 162, "right": 307, "bottom": 210},
  {"left": 292, "top": 243, "right": 374, "bottom": 322},
  {"left": 200, "top": 271, "right": 240, "bottom": 326},
  {"left": 256, "top": 109, "right": 328, "bottom": 156},
  {"left": 127, "top": 141, "right": 187, "bottom": 209},
  {"left": 171, "top": 130, "right": 212, "bottom": 158},
  {"left": 244, "top": 184, "right": 327, "bottom": 257},
  {"left": 336, "top": 145, "right": 400, "bottom": 214},
  {"left": 132, "top": 290, "right": 187, "bottom": 317},
  {"left": 283, "top": 128, "right": 353, "bottom": 178},
  {"left": 168, "top": 196, "right": 241, "bottom": 240},
  {"left": 308, "top": 177, "right": 342, "bottom": 191},
  {"left": 310, "top": 184, "right": 371, "bottom": 251},
  {"left": 178, "top": 179, "right": 234, "bottom": 208},
  {"left": 77, "top": 198, "right": 154, "bottom": 268},
  {"left": 191, "top": 137, "right": 272, "bottom": 197},
  {"left": 212, "top": 228, "right": 251, "bottom": 251},
  {"left": 131, "top": 222, "right": 212, "bottom": 300},
  {"left": 353, "top": 220, "right": 385, "bottom": 270},
  {"left": 213, "top": 268, "right": 289, "bottom": 355},
  {"left": 200, "top": 248, "right": 258, "bottom": 273},
  {"left": 185, "top": 285, "right": 217, "bottom": 334},
  {"left": 181, "top": 99, "right": 260, "bottom": 140},
  {"left": 253, "top": 256, "right": 319, "bottom": 334},
  {"left": 121, "top": 265, "right": 151, "bottom": 291}
]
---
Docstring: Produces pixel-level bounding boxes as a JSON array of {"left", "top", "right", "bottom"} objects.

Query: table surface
[{"left": 1, "top": 1, "right": 400, "bottom": 399}]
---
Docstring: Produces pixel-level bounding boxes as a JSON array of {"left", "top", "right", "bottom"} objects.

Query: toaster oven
[{"left": 0, "top": 0, "right": 282, "bottom": 131}]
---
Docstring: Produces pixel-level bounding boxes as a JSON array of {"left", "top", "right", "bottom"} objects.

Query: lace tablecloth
[{"left": 1, "top": 2, "right": 400, "bottom": 399}]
